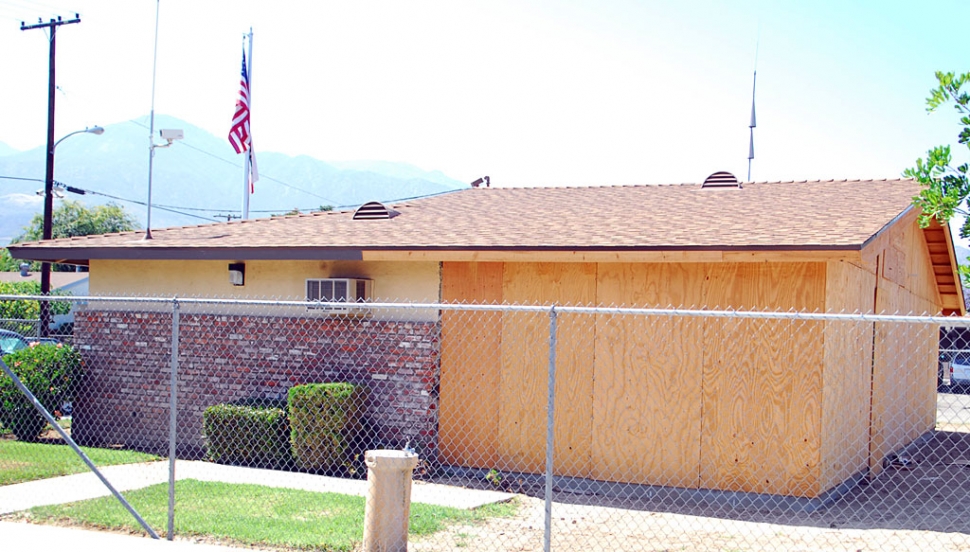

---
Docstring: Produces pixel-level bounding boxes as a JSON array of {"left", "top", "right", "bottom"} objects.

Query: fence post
[
  {"left": 168, "top": 297, "right": 180, "bottom": 540},
  {"left": 544, "top": 306, "right": 558, "bottom": 552}
]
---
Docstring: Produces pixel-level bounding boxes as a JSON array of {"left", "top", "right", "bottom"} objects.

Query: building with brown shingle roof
[{"left": 7, "top": 176, "right": 964, "bottom": 503}]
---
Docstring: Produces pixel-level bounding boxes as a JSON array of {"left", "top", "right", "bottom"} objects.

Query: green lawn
[
  {"left": 25, "top": 479, "right": 516, "bottom": 551},
  {"left": 0, "top": 440, "right": 160, "bottom": 485}
]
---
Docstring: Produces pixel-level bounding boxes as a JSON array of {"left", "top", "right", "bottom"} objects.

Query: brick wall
[{"left": 72, "top": 309, "right": 440, "bottom": 459}]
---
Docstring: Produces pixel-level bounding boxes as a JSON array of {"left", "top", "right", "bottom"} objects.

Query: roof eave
[{"left": 6, "top": 243, "right": 865, "bottom": 265}]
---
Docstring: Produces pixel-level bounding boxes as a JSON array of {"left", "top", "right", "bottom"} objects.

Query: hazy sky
[{"left": 1, "top": 0, "right": 969, "bottom": 188}]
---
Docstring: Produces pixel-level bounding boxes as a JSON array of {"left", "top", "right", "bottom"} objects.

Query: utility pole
[{"left": 21, "top": 14, "right": 81, "bottom": 337}]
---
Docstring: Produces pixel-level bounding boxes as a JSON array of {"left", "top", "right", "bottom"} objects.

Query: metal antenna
[{"left": 747, "top": 28, "right": 760, "bottom": 183}]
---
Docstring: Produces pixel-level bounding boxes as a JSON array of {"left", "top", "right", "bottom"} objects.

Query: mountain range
[{"left": 0, "top": 115, "right": 466, "bottom": 244}]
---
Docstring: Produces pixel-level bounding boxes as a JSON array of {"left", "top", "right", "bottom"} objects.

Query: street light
[
  {"left": 53, "top": 125, "right": 104, "bottom": 149},
  {"left": 39, "top": 125, "right": 105, "bottom": 337}
]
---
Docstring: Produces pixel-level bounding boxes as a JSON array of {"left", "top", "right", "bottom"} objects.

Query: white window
[{"left": 306, "top": 278, "right": 373, "bottom": 313}]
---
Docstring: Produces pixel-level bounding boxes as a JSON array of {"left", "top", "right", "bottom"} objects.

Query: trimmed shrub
[
  {"left": 0, "top": 342, "right": 81, "bottom": 441},
  {"left": 288, "top": 382, "right": 366, "bottom": 471},
  {"left": 202, "top": 399, "right": 292, "bottom": 469}
]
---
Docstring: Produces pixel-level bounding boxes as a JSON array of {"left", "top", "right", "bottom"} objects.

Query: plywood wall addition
[
  {"left": 500, "top": 262, "right": 597, "bottom": 477},
  {"left": 438, "top": 262, "right": 504, "bottom": 467},
  {"left": 922, "top": 219, "right": 964, "bottom": 313},
  {"left": 700, "top": 263, "right": 826, "bottom": 497},
  {"left": 866, "top": 218, "right": 943, "bottom": 476},
  {"left": 819, "top": 261, "right": 875, "bottom": 491},
  {"left": 906, "top": 220, "right": 943, "bottom": 307},
  {"left": 870, "top": 279, "right": 940, "bottom": 475},
  {"left": 591, "top": 263, "right": 705, "bottom": 486},
  {"left": 595, "top": 262, "right": 707, "bottom": 308}
]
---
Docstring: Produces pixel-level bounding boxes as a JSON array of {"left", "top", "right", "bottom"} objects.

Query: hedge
[
  {"left": 202, "top": 399, "right": 292, "bottom": 469},
  {"left": 288, "top": 382, "right": 366, "bottom": 471}
]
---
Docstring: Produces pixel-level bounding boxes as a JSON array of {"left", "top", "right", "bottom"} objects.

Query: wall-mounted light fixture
[{"left": 228, "top": 263, "right": 245, "bottom": 286}]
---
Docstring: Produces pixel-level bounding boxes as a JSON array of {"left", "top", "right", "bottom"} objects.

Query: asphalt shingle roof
[{"left": 9, "top": 179, "right": 920, "bottom": 254}]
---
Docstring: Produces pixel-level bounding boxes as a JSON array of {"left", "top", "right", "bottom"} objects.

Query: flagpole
[
  {"left": 241, "top": 29, "right": 253, "bottom": 220},
  {"left": 146, "top": 0, "right": 161, "bottom": 239}
]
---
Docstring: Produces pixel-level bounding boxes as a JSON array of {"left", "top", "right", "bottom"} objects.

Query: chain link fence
[
  {"left": 0, "top": 317, "right": 40, "bottom": 337},
  {"left": 1, "top": 294, "right": 970, "bottom": 550}
]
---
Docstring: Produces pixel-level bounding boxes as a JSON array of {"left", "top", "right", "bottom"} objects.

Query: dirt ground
[
  {"left": 7, "top": 403, "right": 970, "bottom": 550},
  {"left": 6, "top": 430, "right": 970, "bottom": 551},
  {"left": 411, "top": 430, "right": 970, "bottom": 551}
]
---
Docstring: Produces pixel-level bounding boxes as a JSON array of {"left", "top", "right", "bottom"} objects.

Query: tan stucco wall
[{"left": 88, "top": 259, "right": 441, "bottom": 322}]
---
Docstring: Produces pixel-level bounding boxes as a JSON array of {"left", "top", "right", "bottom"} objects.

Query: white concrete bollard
[{"left": 363, "top": 449, "right": 419, "bottom": 552}]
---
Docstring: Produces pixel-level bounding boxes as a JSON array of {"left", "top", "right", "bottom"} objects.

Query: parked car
[
  {"left": 948, "top": 352, "right": 970, "bottom": 388},
  {"left": 0, "top": 329, "right": 29, "bottom": 357}
]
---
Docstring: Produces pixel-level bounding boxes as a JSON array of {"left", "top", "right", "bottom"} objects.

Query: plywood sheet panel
[
  {"left": 701, "top": 262, "right": 826, "bottom": 312},
  {"left": 870, "top": 217, "right": 944, "bottom": 311},
  {"left": 595, "top": 262, "right": 708, "bottom": 309},
  {"left": 591, "top": 263, "right": 705, "bottom": 486},
  {"left": 700, "top": 263, "right": 825, "bottom": 496},
  {"left": 439, "top": 262, "right": 504, "bottom": 467},
  {"left": 819, "top": 261, "right": 874, "bottom": 491},
  {"left": 905, "top": 219, "right": 943, "bottom": 307},
  {"left": 870, "top": 279, "right": 940, "bottom": 475},
  {"left": 917, "top": 296, "right": 942, "bottom": 434},
  {"left": 500, "top": 262, "right": 597, "bottom": 477}
]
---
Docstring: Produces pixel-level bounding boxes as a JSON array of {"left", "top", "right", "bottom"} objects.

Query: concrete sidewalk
[
  {"left": 0, "top": 459, "right": 513, "bottom": 549},
  {"left": 0, "top": 460, "right": 512, "bottom": 514},
  {"left": 1, "top": 521, "right": 256, "bottom": 552}
]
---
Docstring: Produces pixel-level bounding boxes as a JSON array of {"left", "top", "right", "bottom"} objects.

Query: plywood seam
[
  {"left": 697, "top": 332, "right": 707, "bottom": 487},
  {"left": 867, "top": 254, "right": 880, "bottom": 478},
  {"left": 843, "top": 259, "right": 875, "bottom": 277}
]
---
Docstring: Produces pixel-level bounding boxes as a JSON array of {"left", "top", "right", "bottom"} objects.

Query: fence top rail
[{"left": 2, "top": 293, "right": 969, "bottom": 325}]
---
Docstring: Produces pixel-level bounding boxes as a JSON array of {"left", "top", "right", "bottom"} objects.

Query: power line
[
  {"left": 127, "top": 119, "right": 341, "bottom": 205},
  {"left": 40, "top": 180, "right": 217, "bottom": 223},
  {"left": 75, "top": 187, "right": 215, "bottom": 223},
  {"left": 155, "top": 202, "right": 237, "bottom": 213},
  {"left": 0, "top": 0, "right": 70, "bottom": 23},
  {"left": 1, "top": 174, "right": 241, "bottom": 215},
  {"left": 5, "top": 171, "right": 466, "bottom": 215}
]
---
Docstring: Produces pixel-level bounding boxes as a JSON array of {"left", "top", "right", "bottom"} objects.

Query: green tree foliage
[
  {"left": 0, "top": 249, "right": 20, "bottom": 272},
  {"left": 0, "top": 282, "right": 71, "bottom": 334},
  {"left": 14, "top": 200, "right": 138, "bottom": 244},
  {"left": 7, "top": 200, "right": 138, "bottom": 272},
  {"left": 905, "top": 72, "right": 970, "bottom": 235},
  {"left": 271, "top": 205, "right": 334, "bottom": 217},
  {"left": 905, "top": 72, "right": 970, "bottom": 286},
  {"left": 0, "top": 342, "right": 82, "bottom": 440}
]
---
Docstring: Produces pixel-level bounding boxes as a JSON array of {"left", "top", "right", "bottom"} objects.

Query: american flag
[
  {"left": 228, "top": 49, "right": 252, "bottom": 154},
  {"left": 228, "top": 48, "right": 258, "bottom": 191}
]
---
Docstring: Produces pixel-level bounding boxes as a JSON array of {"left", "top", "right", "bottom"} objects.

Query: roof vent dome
[
  {"left": 353, "top": 201, "right": 399, "bottom": 220},
  {"left": 701, "top": 171, "right": 741, "bottom": 188}
]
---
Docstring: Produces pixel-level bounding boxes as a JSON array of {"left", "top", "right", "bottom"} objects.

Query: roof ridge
[{"left": 460, "top": 177, "right": 915, "bottom": 190}]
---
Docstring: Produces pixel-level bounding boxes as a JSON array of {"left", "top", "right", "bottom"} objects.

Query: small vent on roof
[
  {"left": 353, "top": 201, "right": 399, "bottom": 220},
  {"left": 702, "top": 171, "right": 741, "bottom": 188}
]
